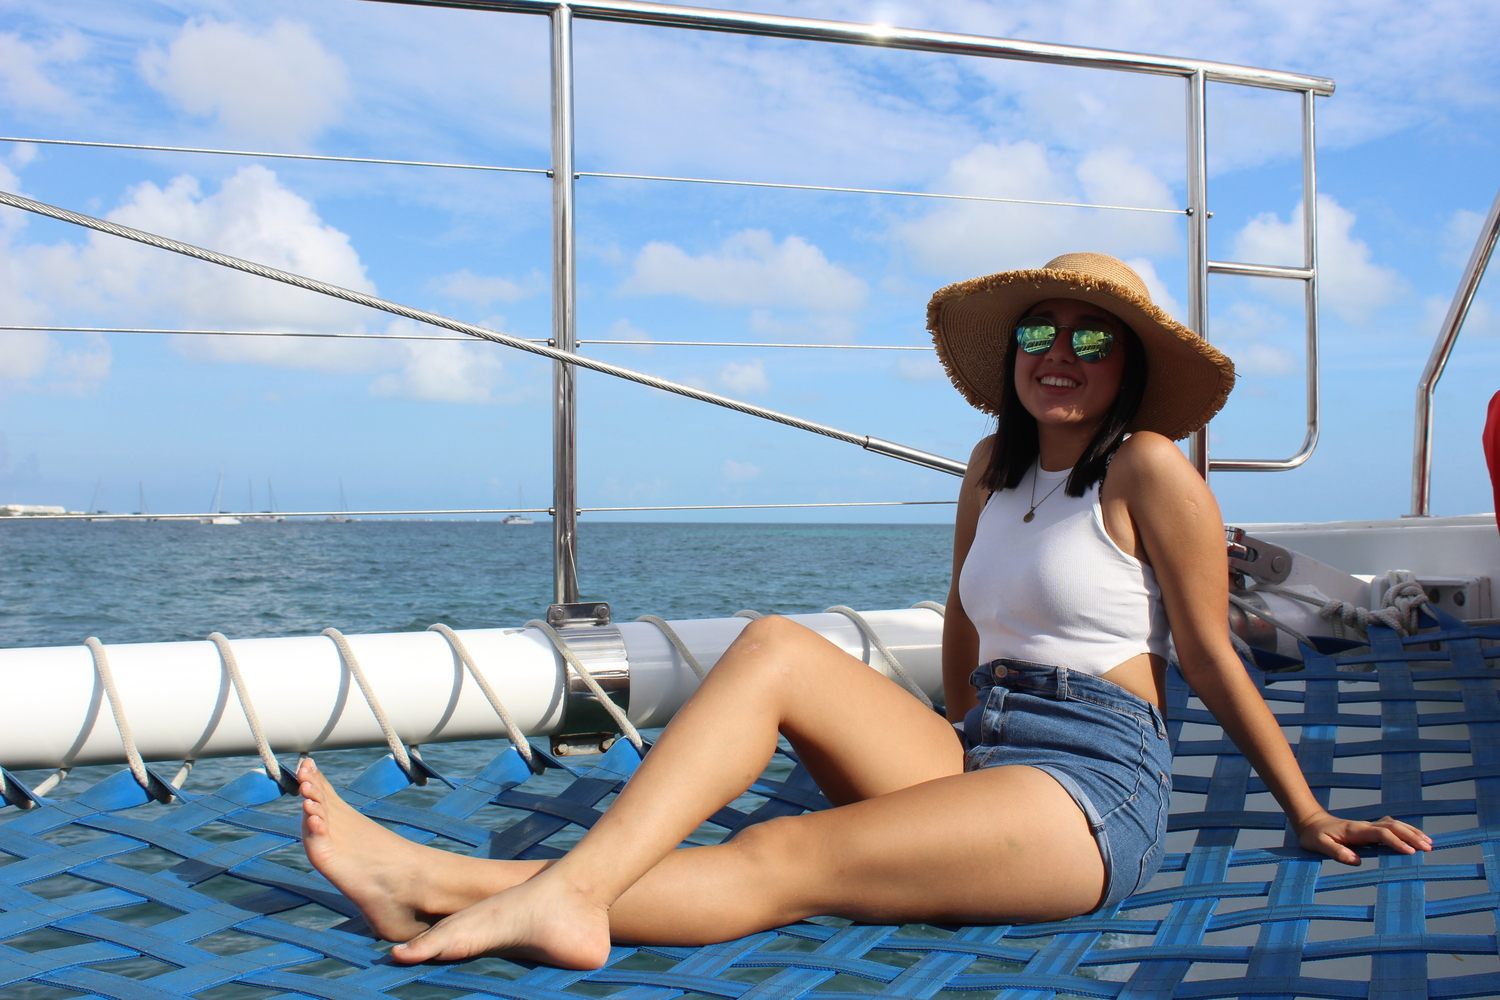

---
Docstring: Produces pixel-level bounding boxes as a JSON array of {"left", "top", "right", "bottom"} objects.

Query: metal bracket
[
  {"left": 544, "top": 602, "right": 628, "bottom": 756},
  {"left": 1227, "top": 589, "right": 1279, "bottom": 653},
  {"left": 546, "top": 601, "right": 611, "bottom": 628},
  {"left": 1226, "top": 527, "right": 1294, "bottom": 585}
]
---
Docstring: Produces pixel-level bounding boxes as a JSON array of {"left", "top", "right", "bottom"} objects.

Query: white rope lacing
[
  {"left": 83, "top": 636, "right": 166, "bottom": 799},
  {"left": 634, "top": 615, "right": 709, "bottom": 680},
  {"left": 321, "top": 627, "right": 419, "bottom": 780},
  {"left": 734, "top": 609, "right": 764, "bottom": 620},
  {"left": 525, "top": 619, "right": 644, "bottom": 753},
  {"left": 911, "top": 600, "right": 945, "bottom": 617},
  {"left": 427, "top": 623, "right": 538, "bottom": 769},
  {"left": 825, "top": 605, "right": 933, "bottom": 708},
  {"left": 1257, "top": 572, "right": 1430, "bottom": 638},
  {"left": 208, "top": 632, "right": 292, "bottom": 789},
  {"left": 29, "top": 768, "right": 69, "bottom": 799}
]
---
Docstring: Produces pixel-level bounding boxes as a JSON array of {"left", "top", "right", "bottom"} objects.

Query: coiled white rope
[
  {"left": 427, "top": 623, "right": 538, "bottom": 769},
  {"left": 634, "top": 615, "right": 709, "bottom": 680},
  {"left": 321, "top": 627, "right": 417, "bottom": 778},
  {"left": 824, "top": 605, "right": 933, "bottom": 708},
  {"left": 83, "top": 636, "right": 162, "bottom": 798},
  {"left": 208, "top": 632, "right": 291, "bottom": 788},
  {"left": 1257, "top": 573, "right": 1430, "bottom": 637},
  {"left": 525, "top": 619, "right": 645, "bottom": 753}
]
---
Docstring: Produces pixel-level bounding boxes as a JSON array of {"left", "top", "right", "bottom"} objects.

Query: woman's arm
[
  {"left": 1114, "top": 433, "right": 1431, "bottom": 864},
  {"left": 942, "top": 436, "right": 993, "bottom": 724}
]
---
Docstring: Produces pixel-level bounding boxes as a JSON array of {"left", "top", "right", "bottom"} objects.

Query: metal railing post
[
  {"left": 550, "top": 3, "right": 580, "bottom": 602},
  {"left": 1185, "top": 69, "right": 1210, "bottom": 478},
  {"left": 1298, "top": 89, "right": 1322, "bottom": 466},
  {"left": 1411, "top": 187, "right": 1500, "bottom": 516}
]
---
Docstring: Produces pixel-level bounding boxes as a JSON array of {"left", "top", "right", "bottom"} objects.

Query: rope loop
[
  {"left": 1256, "top": 574, "right": 1432, "bottom": 640},
  {"left": 321, "top": 627, "right": 417, "bottom": 780},
  {"left": 427, "top": 623, "right": 538, "bottom": 770},
  {"left": 208, "top": 632, "right": 292, "bottom": 790},
  {"left": 824, "top": 605, "right": 933, "bottom": 708},
  {"left": 84, "top": 636, "right": 170, "bottom": 800},
  {"left": 911, "top": 600, "right": 946, "bottom": 617},
  {"left": 525, "top": 619, "right": 644, "bottom": 752},
  {"left": 634, "top": 614, "right": 709, "bottom": 680}
]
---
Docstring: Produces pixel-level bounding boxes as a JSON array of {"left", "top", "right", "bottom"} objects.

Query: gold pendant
[{"left": 1023, "top": 509, "right": 1035, "bottom": 523}]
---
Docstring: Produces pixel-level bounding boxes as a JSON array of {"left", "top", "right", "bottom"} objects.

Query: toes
[{"left": 390, "top": 934, "right": 441, "bottom": 964}]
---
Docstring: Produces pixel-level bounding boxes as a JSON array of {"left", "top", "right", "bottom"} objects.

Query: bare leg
[
  {"left": 391, "top": 762, "right": 1105, "bottom": 955},
  {"left": 387, "top": 615, "right": 970, "bottom": 967}
]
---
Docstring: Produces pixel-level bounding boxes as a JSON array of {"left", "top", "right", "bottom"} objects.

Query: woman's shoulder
[
  {"left": 967, "top": 434, "right": 997, "bottom": 469},
  {"left": 1109, "top": 432, "right": 1208, "bottom": 497}
]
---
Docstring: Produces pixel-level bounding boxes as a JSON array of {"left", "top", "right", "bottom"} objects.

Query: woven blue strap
[{"left": 3, "top": 619, "right": 1499, "bottom": 997}]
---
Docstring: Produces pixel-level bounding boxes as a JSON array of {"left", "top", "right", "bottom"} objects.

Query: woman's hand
[{"left": 1295, "top": 810, "right": 1433, "bottom": 865}]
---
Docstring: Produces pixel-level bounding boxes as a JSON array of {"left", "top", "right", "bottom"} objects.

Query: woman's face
[{"left": 1011, "top": 297, "right": 1129, "bottom": 434}]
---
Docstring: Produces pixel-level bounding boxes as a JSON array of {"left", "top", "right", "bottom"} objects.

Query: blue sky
[{"left": 0, "top": 0, "right": 1496, "bottom": 524}]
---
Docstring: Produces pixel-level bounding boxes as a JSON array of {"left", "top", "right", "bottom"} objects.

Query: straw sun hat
[{"left": 926, "top": 252, "right": 1236, "bottom": 441}]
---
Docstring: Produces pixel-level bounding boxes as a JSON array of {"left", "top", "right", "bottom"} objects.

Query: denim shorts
[{"left": 961, "top": 658, "right": 1172, "bottom": 909}]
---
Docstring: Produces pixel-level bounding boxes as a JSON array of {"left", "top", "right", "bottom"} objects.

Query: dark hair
[{"left": 981, "top": 323, "right": 1146, "bottom": 498}]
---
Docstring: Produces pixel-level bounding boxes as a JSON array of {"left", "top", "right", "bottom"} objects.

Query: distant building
[{"left": 0, "top": 504, "right": 68, "bottom": 517}]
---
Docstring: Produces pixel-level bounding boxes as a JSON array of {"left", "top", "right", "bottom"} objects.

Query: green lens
[
  {"left": 1072, "top": 328, "right": 1114, "bottom": 361},
  {"left": 1015, "top": 321, "right": 1057, "bottom": 354}
]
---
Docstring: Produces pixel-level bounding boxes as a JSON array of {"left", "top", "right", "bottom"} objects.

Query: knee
[
  {"left": 735, "top": 614, "right": 812, "bottom": 653},
  {"left": 727, "top": 815, "right": 809, "bottom": 879},
  {"left": 724, "top": 615, "right": 806, "bottom": 671}
]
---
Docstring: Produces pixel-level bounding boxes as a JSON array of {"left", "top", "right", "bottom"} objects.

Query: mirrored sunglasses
[{"left": 1014, "top": 318, "right": 1116, "bottom": 363}]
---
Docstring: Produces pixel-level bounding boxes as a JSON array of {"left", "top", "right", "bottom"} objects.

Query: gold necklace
[{"left": 1023, "top": 465, "right": 1066, "bottom": 523}]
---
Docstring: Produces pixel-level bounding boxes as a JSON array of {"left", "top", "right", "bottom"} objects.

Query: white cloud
[
  {"left": 723, "top": 459, "right": 761, "bottom": 482},
  {"left": 0, "top": 159, "right": 113, "bottom": 392},
  {"left": 748, "top": 310, "right": 857, "bottom": 344},
  {"left": 0, "top": 330, "right": 51, "bottom": 381},
  {"left": 897, "top": 141, "right": 1179, "bottom": 279},
  {"left": 23, "top": 165, "right": 380, "bottom": 372},
  {"left": 2, "top": 165, "right": 525, "bottom": 401},
  {"left": 7, "top": 142, "right": 37, "bottom": 173},
  {"left": 432, "top": 268, "right": 540, "bottom": 307},
  {"left": 718, "top": 359, "right": 769, "bottom": 395},
  {"left": 1422, "top": 293, "right": 1497, "bottom": 341},
  {"left": 0, "top": 31, "right": 85, "bottom": 113},
  {"left": 1443, "top": 208, "right": 1488, "bottom": 268},
  {"left": 139, "top": 19, "right": 349, "bottom": 145},
  {"left": 1209, "top": 301, "right": 1299, "bottom": 378},
  {"left": 896, "top": 352, "right": 946, "bottom": 382},
  {"left": 370, "top": 336, "right": 509, "bottom": 404},
  {"left": 624, "top": 230, "right": 867, "bottom": 312},
  {"left": 600, "top": 318, "right": 655, "bottom": 352},
  {"left": 1122, "top": 256, "right": 1185, "bottom": 326},
  {"left": 1232, "top": 195, "right": 1402, "bottom": 323}
]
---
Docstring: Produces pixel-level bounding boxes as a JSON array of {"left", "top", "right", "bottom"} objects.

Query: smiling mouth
[{"left": 1038, "top": 375, "right": 1080, "bottom": 388}]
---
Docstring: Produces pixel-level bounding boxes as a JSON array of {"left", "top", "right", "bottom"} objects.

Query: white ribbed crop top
[{"left": 958, "top": 462, "right": 1170, "bottom": 676}]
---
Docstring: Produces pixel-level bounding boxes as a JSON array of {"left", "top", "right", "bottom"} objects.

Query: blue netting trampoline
[{"left": 3, "top": 616, "right": 1498, "bottom": 998}]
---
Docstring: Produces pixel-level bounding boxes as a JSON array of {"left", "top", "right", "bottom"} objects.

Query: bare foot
[
  {"left": 391, "top": 873, "right": 612, "bottom": 970},
  {"left": 298, "top": 757, "right": 533, "bottom": 940}
]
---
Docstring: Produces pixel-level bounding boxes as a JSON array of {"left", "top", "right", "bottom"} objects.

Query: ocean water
[
  {"left": 0, "top": 519, "right": 953, "bottom": 649},
  {"left": 1, "top": 518, "right": 951, "bottom": 821}
]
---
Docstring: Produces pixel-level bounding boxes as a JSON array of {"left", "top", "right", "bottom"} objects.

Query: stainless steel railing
[
  {"left": 2, "top": 1, "right": 1341, "bottom": 603},
  {"left": 1411, "top": 187, "right": 1500, "bottom": 516},
  {"left": 396, "top": 0, "right": 1332, "bottom": 597}
]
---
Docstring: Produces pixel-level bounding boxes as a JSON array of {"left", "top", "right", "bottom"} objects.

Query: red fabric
[{"left": 1486, "top": 390, "right": 1500, "bottom": 531}]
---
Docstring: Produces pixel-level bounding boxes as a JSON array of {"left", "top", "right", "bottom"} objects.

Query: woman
[{"left": 298, "top": 252, "right": 1430, "bottom": 970}]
